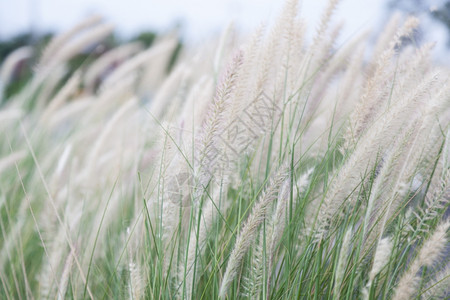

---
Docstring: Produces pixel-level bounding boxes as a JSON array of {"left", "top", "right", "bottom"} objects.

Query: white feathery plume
[
  {"left": 49, "top": 23, "right": 114, "bottom": 68},
  {"left": 316, "top": 70, "right": 440, "bottom": 241},
  {"left": 403, "top": 129, "right": 449, "bottom": 240},
  {"left": 229, "top": 24, "right": 265, "bottom": 120},
  {"left": 333, "top": 227, "right": 353, "bottom": 300},
  {"left": 46, "top": 97, "right": 93, "bottom": 129},
  {"left": 242, "top": 230, "right": 265, "bottom": 299},
  {"left": 194, "top": 51, "right": 243, "bottom": 203},
  {"left": 128, "top": 261, "right": 144, "bottom": 300},
  {"left": 178, "top": 76, "right": 215, "bottom": 137},
  {"left": 0, "top": 108, "right": 23, "bottom": 124},
  {"left": 312, "top": 0, "right": 340, "bottom": 48},
  {"left": 264, "top": 176, "right": 291, "bottom": 295},
  {"left": 422, "top": 265, "right": 450, "bottom": 299},
  {"left": 138, "top": 34, "right": 181, "bottom": 93},
  {"left": 376, "top": 81, "right": 449, "bottom": 242},
  {"left": 306, "top": 0, "right": 341, "bottom": 72},
  {"left": 41, "top": 71, "right": 81, "bottom": 122},
  {"left": 83, "top": 71, "right": 137, "bottom": 122},
  {"left": 84, "top": 42, "right": 144, "bottom": 89},
  {"left": 219, "top": 167, "right": 287, "bottom": 298},
  {"left": 34, "top": 65, "right": 68, "bottom": 110},
  {"left": 392, "top": 220, "right": 450, "bottom": 300},
  {"left": 392, "top": 43, "right": 434, "bottom": 100},
  {"left": 100, "top": 38, "right": 177, "bottom": 90},
  {"left": 0, "top": 150, "right": 27, "bottom": 175},
  {"left": 57, "top": 249, "right": 75, "bottom": 300},
  {"left": 39, "top": 228, "right": 66, "bottom": 299},
  {"left": 40, "top": 15, "right": 103, "bottom": 65},
  {"left": 0, "top": 46, "right": 33, "bottom": 86},
  {"left": 183, "top": 192, "right": 220, "bottom": 299},
  {"left": 265, "top": 167, "right": 313, "bottom": 292},
  {"left": 127, "top": 228, "right": 144, "bottom": 300},
  {"left": 362, "top": 237, "right": 393, "bottom": 300},
  {"left": 368, "top": 13, "right": 401, "bottom": 72},
  {"left": 250, "top": 0, "right": 299, "bottom": 105},
  {"left": 344, "top": 17, "right": 419, "bottom": 149},
  {"left": 362, "top": 123, "right": 417, "bottom": 243},
  {"left": 149, "top": 64, "right": 189, "bottom": 120},
  {"left": 213, "top": 23, "right": 236, "bottom": 77}
]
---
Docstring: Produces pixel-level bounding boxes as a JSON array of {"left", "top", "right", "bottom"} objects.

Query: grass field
[{"left": 0, "top": 0, "right": 449, "bottom": 299}]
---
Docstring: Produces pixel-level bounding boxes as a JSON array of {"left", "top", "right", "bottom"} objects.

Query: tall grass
[{"left": 0, "top": 0, "right": 449, "bottom": 299}]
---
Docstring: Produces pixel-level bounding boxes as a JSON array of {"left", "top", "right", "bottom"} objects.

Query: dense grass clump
[{"left": 0, "top": 0, "right": 449, "bottom": 299}]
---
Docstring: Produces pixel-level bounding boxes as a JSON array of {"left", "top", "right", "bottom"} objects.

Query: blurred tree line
[
  {"left": 390, "top": 0, "right": 450, "bottom": 45},
  {"left": 0, "top": 30, "right": 181, "bottom": 99}
]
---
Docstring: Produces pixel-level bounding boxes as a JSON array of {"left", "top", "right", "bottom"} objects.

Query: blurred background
[
  {"left": 0, "top": 0, "right": 385, "bottom": 41},
  {"left": 2, "top": 0, "right": 450, "bottom": 55},
  {"left": 0, "top": 0, "right": 449, "bottom": 97},
  {"left": 2, "top": 0, "right": 450, "bottom": 43}
]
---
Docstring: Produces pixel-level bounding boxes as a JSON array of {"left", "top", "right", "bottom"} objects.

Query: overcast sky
[
  {"left": 1, "top": 0, "right": 449, "bottom": 62},
  {"left": 0, "top": 0, "right": 387, "bottom": 42}
]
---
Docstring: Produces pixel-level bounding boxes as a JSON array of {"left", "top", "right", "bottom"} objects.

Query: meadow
[{"left": 0, "top": 0, "right": 449, "bottom": 299}]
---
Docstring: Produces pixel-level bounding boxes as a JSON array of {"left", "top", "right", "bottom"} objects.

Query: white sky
[
  {"left": 0, "top": 0, "right": 387, "bottom": 42},
  {"left": 0, "top": 0, "right": 448, "bottom": 62}
]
